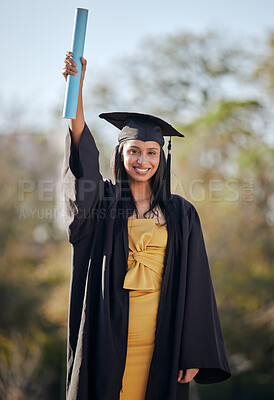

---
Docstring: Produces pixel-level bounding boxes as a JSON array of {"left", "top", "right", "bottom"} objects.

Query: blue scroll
[{"left": 63, "top": 8, "right": 89, "bottom": 119}]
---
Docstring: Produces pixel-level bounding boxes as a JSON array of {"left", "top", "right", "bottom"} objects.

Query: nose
[{"left": 137, "top": 152, "right": 148, "bottom": 164}]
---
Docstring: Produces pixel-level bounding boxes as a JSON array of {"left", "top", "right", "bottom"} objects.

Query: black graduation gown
[{"left": 62, "top": 123, "right": 231, "bottom": 400}]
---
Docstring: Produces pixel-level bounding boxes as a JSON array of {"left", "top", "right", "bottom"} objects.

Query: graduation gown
[{"left": 62, "top": 123, "right": 231, "bottom": 400}]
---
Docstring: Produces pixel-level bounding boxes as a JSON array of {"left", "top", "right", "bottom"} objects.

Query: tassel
[{"left": 166, "top": 136, "right": 172, "bottom": 198}]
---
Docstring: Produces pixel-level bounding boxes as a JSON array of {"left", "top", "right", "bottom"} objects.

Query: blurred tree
[
  {"left": 88, "top": 31, "right": 264, "bottom": 122},
  {"left": 0, "top": 129, "right": 69, "bottom": 400}
]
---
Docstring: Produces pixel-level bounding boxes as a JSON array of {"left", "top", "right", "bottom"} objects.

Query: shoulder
[
  {"left": 101, "top": 178, "right": 119, "bottom": 199},
  {"left": 170, "top": 194, "right": 195, "bottom": 216},
  {"left": 171, "top": 194, "right": 206, "bottom": 238},
  {"left": 170, "top": 194, "right": 202, "bottom": 229}
]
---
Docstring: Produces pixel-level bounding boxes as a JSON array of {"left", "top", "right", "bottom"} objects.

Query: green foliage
[{"left": 0, "top": 131, "right": 69, "bottom": 399}]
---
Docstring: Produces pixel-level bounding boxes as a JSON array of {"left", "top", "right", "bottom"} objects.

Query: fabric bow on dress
[{"left": 123, "top": 219, "right": 167, "bottom": 292}]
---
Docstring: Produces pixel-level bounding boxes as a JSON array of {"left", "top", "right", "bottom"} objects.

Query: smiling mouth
[{"left": 133, "top": 167, "right": 150, "bottom": 173}]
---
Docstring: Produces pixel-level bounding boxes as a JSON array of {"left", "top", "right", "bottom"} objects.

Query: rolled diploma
[{"left": 63, "top": 8, "right": 88, "bottom": 119}]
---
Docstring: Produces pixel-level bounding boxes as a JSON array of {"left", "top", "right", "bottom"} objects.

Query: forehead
[{"left": 124, "top": 139, "right": 161, "bottom": 150}]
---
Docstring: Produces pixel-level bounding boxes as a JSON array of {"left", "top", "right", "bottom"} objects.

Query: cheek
[
  {"left": 154, "top": 155, "right": 160, "bottom": 169},
  {"left": 122, "top": 155, "right": 134, "bottom": 172},
  {"left": 123, "top": 154, "right": 131, "bottom": 166}
]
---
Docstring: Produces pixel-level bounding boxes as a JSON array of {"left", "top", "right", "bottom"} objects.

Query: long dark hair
[{"left": 111, "top": 141, "right": 181, "bottom": 252}]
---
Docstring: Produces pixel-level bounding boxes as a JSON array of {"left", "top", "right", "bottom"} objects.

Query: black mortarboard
[
  {"left": 99, "top": 112, "right": 184, "bottom": 146},
  {"left": 99, "top": 112, "right": 184, "bottom": 197}
]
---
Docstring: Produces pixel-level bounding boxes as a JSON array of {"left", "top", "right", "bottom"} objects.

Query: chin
[
  {"left": 128, "top": 171, "right": 154, "bottom": 183},
  {"left": 131, "top": 176, "right": 151, "bottom": 183}
]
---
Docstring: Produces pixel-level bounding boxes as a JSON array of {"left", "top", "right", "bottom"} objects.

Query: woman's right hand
[
  {"left": 62, "top": 51, "right": 87, "bottom": 86},
  {"left": 62, "top": 51, "right": 87, "bottom": 148}
]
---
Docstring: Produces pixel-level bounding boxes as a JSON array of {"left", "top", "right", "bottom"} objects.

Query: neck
[{"left": 129, "top": 179, "right": 152, "bottom": 203}]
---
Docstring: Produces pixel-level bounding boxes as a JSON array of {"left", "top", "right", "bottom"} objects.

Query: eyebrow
[{"left": 128, "top": 145, "right": 159, "bottom": 151}]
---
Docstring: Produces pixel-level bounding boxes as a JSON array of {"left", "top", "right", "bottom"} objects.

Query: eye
[
  {"left": 129, "top": 149, "right": 139, "bottom": 154},
  {"left": 148, "top": 151, "right": 156, "bottom": 155}
]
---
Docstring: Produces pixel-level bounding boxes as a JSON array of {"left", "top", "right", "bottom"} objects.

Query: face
[{"left": 122, "top": 140, "right": 161, "bottom": 183}]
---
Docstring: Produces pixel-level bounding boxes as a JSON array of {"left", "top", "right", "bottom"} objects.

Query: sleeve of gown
[
  {"left": 178, "top": 205, "right": 231, "bottom": 384},
  {"left": 62, "top": 123, "right": 104, "bottom": 244}
]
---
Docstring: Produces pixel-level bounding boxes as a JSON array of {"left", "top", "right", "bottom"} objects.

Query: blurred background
[{"left": 0, "top": 1, "right": 273, "bottom": 399}]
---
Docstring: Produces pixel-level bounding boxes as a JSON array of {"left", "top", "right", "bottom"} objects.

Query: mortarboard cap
[{"left": 99, "top": 112, "right": 184, "bottom": 147}]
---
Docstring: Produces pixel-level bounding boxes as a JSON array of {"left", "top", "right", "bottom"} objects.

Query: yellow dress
[{"left": 120, "top": 218, "right": 168, "bottom": 400}]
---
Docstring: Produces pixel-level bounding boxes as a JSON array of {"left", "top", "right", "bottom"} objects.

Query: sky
[{"left": 1, "top": 0, "right": 274, "bottom": 130}]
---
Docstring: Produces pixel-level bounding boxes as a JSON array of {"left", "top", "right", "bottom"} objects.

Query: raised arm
[{"left": 62, "top": 52, "right": 104, "bottom": 243}]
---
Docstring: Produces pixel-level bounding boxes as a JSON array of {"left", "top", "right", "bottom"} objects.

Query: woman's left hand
[{"left": 177, "top": 368, "right": 199, "bottom": 384}]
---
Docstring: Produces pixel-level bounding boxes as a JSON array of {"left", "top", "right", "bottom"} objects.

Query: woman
[{"left": 62, "top": 52, "right": 231, "bottom": 400}]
